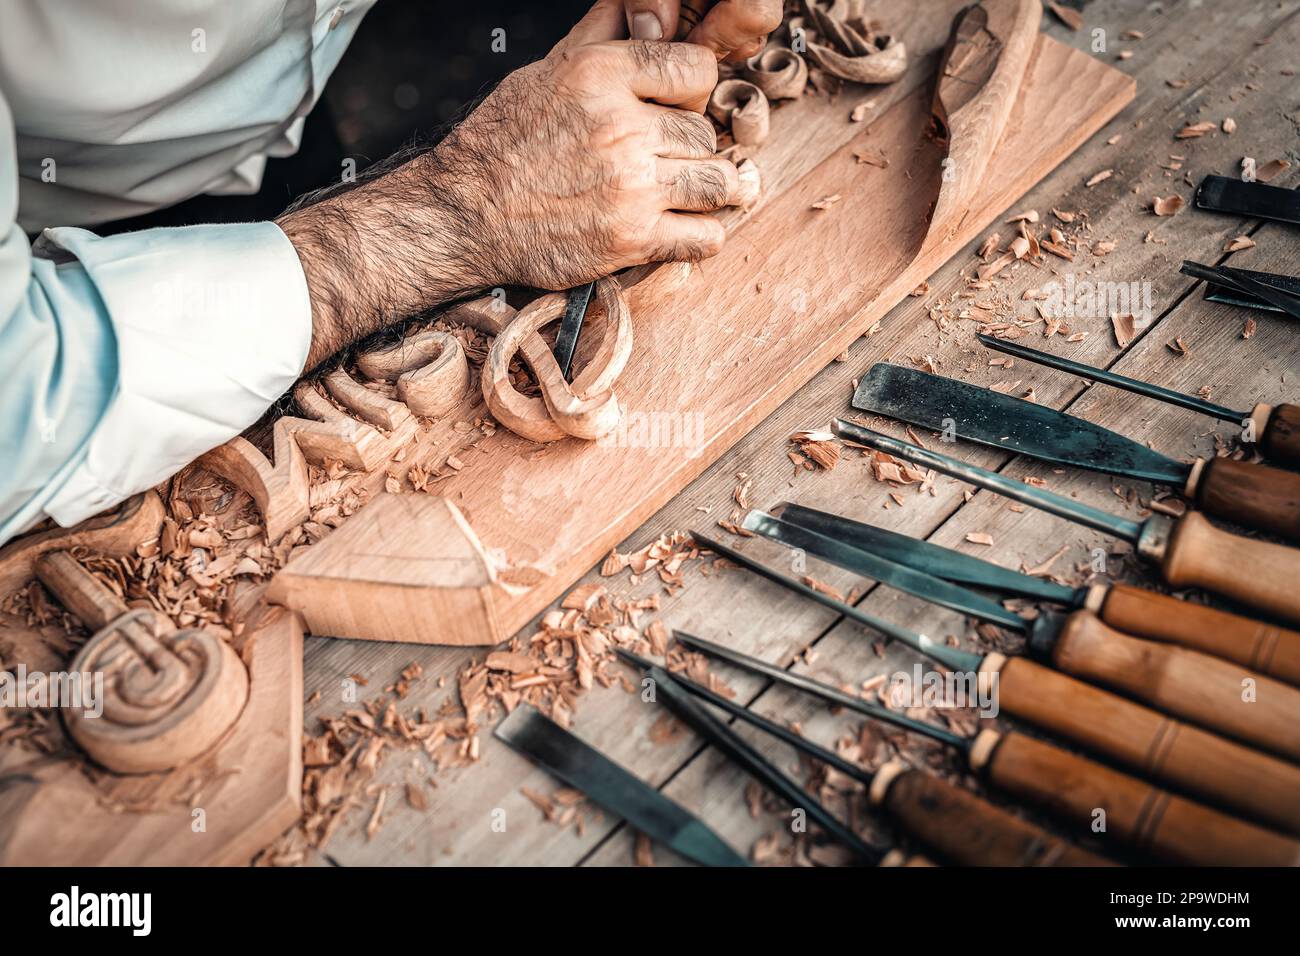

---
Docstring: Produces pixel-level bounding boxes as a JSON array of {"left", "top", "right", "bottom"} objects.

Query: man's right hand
[{"left": 280, "top": 0, "right": 746, "bottom": 370}]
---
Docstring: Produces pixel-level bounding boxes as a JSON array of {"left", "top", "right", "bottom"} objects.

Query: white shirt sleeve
[{"left": 36, "top": 221, "right": 313, "bottom": 528}]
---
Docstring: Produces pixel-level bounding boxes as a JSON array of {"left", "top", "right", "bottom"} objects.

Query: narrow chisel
[
  {"left": 494, "top": 705, "right": 748, "bottom": 867},
  {"left": 851, "top": 362, "right": 1300, "bottom": 542},
  {"left": 694, "top": 531, "right": 1300, "bottom": 835},
  {"left": 616, "top": 657, "right": 882, "bottom": 863},
  {"left": 742, "top": 509, "right": 1300, "bottom": 764},
  {"left": 833, "top": 419, "right": 1300, "bottom": 627},
  {"left": 775, "top": 501, "right": 1300, "bottom": 687},
  {"left": 975, "top": 332, "right": 1300, "bottom": 467},
  {"left": 617, "top": 650, "right": 1113, "bottom": 867},
  {"left": 676, "top": 632, "right": 1300, "bottom": 866}
]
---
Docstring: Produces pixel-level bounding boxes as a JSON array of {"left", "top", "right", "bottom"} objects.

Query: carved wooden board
[{"left": 315, "top": 32, "right": 1131, "bottom": 643}]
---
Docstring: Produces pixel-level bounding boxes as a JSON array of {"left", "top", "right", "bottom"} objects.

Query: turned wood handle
[
  {"left": 1049, "top": 611, "right": 1300, "bottom": 762},
  {"left": 1260, "top": 403, "right": 1300, "bottom": 466},
  {"left": 992, "top": 655, "right": 1300, "bottom": 836},
  {"left": 972, "top": 730, "right": 1300, "bottom": 866},
  {"left": 1096, "top": 583, "right": 1300, "bottom": 688},
  {"left": 1161, "top": 511, "right": 1300, "bottom": 626},
  {"left": 1194, "top": 457, "right": 1300, "bottom": 543},
  {"left": 872, "top": 761, "right": 1113, "bottom": 866}
]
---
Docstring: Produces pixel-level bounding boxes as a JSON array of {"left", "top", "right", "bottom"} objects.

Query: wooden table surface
[{"left": 297, "top": 0, "right": 1300, "bottom": 866}]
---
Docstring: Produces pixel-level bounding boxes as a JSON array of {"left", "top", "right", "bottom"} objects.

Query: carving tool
[
  {"left": 551, "top": 281, "right": 594, "bottom": 382},
  {"left": 1182, "top": 259, "right": 1300, "bottom": 318},
  {"left": 743, "top": 508, "right": 1300, "bottom": 764},
  {"left": 974, "top": 332, "right": 1300, "bottom": 467},
  {"left": 494, "top": 704, "right": 747, "bottom": 867},
  {"left": 1194, "top": 174, "right": 1300, "bottom": 228},
  {"left": 694, "top": 531, "right": 1300, "bottom": 835},
  {"left": 674, "top": 632, "right": 1300, "bottom": 866},
  {"left": 774, "top": 501, "right": 1300, "bottom": 687},
  {"left": 615, "top": 649, "right": 1113, "bottom": 866},
  {"left": 832, "top": 418, "right": 1300, "bottom": 626},
  {"left": 851, "top": 362, "right": 1300, "bottom": 543},
  {"left": 614, "top": 654, "right": 881, "bottom": 863}
]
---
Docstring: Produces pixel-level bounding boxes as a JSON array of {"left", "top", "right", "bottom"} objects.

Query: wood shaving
[
  {"left": 1085, "top": 169, "right": 1113, "bottom": 187},
  {"left": 1151, "top": 194, "right": 1185, "bottom": 216},
  {"left": 1224, "top": 235, "right": 1255, "bottom": 252},
  {"left": 1046, "top": 1, "right": 1083, "bottom": 30}
]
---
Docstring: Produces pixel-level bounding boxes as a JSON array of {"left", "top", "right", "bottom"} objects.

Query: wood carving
[
  {"left": 0, "top": 492, "right": 163, "bottom": 595},
  {"left": 266, "top": 494, "right": 502, "bottom": 646},
  {"left": 36, "top": 551, "right": 249, "bottom": 774},
  {"left": 355, "top": 329, "right": 470, "bottom": 419},
  {"left": 929, "top": 0, "right": 1042, "bottom": 238}
]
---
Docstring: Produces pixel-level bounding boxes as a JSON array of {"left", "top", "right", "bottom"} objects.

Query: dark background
[{"left": 327, "top": 0, "right": 592, "bottom": 166}]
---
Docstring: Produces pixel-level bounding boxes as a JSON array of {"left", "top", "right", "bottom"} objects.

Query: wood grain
[
  {"left": 1195, "top": 456, "right": 1300, "bottom": 543},
  {"left": 1262, "top": 403, "right": 1300, "bottom": 464}
]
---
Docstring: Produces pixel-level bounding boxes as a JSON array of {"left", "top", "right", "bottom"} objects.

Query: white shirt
[{"left": 0, "top": 0, "right": 375, "bottom": 544}]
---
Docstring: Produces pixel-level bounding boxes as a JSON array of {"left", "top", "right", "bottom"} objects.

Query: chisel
[
  {"left": 617, "top": 656, "right": 882, "bottom": 863},
  {"left": 494, "top": 704, "right": 748, "bottom": 867},
  {"left": 694, "top": 531, "right": 1300, "bottom": 835},
  {"left": 743, "top": 509, "right": 1300, "bottom": 764},
  {"left": 675, "top": 632, "right": 1300, "bottom": 866},
  {"left": 833, "top": 418, "right": 1300, "bottom": 627},
  {"left": 851, "top": 362, "right": 1300, "bottom": 543},
  {"left": 616, "top": 650, "right": 1113, "bottom": 866},
  {"left": 775, "top": 501, "right": 1300, "bottom": 687},
  {"left": 975, "top": 332, "right": 1300, "bottom": 467}
]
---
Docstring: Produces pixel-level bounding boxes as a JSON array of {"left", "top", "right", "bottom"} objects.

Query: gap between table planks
[{"left": 303, "top": 0, "right": 1296, "bottom": 865}]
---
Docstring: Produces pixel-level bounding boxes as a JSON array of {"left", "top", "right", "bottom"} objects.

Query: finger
[
  {"left": 687, "top": 0, "right": 782, "bottom": 58},
  {"left": 648, "top": 105, "right": 717, "bottom": 159},
  {"left": 624, "top": 0, "right": 679, "bottom": 40},
  {"left": 646, "top": 211, "right": 727, "bottom": 263},
  {"left": 722, "top": 37, "right": 766, "bottom": 65},
  {"left": 623, "top": 40, "right": 719, "bottom": 112},
  {"left": 657, "top": 158, "right": 741, "bottom": 211},
  {"left": 554, "top": 0, "right": 627, "bottom": 54}
]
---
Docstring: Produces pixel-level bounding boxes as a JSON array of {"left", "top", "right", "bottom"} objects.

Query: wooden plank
[{"left": 311, "top": 0, "right": 1293, "bottom": 865}]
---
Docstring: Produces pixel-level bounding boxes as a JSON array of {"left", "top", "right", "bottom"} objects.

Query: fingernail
[{"left": 631, "top": 12, "right": 663, "bottom": 40}]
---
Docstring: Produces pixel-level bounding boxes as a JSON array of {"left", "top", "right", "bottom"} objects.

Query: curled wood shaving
[
  {"left": 789, "top": 431, "right": 841, "bottom": 470},
  {"left": 708, "top": 79, "right": 770, "bottom": 146},
  {"left": 1224, "top": 235, "right": 1255, "bottom": 252},
  {"left": 1151, "top": 194, "right": 1185, "bottom": 216},
  {"left": 743, "top": 45, "right": 809, "bottom": 99},
  {"left": 800, "top": 4, "right": 908, "bottom": 85}
]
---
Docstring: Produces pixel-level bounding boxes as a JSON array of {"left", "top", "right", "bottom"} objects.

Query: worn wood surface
[{"left": 299, "top": 0, "right": 1300, "bottom": 866}]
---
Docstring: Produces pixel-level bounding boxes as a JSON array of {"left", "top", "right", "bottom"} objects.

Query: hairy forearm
[{"left": 277, "top": 148, "right": 489, "bottom": 372}]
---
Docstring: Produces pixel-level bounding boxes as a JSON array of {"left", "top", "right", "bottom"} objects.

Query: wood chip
[
  {"left": 1256, "top": 159, "right": 1291, "bottom": 183},
  {"left": 1152, "top": 194, "right": 1184, "bottom": 216},
  {"left": 1176, "top": 121, "right": 1217, "bottom": 139},
  {"left": 811, "top": 194, "right": 842, "bottom": 210},
  {"left": 1046, "top": 1, "right": 1083, "bottom": 30},
  {"left": 1224, "top": 235, "right": 1255, "bottom": 252},
  {"left": 1112, "top": 313, "right": 1137, "bottom": 348},
  {"left": 1243, "top": 318, "right": 1257, "bottom": 339},
  {"left": 1222, "top": 117, "right": 1237, "bottom": 134},
  {"left": 964, "top": 532, "right": 994, "bottom": 546},
  {"left": 1085, "top": 169, "right": 1113, "bottom": 187}
]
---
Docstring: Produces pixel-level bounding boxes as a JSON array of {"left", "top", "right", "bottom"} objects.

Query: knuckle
[{"left": 680, "top": 163, "right": 729, "bottom": 209}]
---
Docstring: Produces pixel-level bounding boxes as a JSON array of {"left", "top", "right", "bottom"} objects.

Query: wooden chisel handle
[
  {"left": 1257, "top": 402, "right": 1300, "bottom": 466},
  {"left": 971, "top": 730, "right": 1300, "bottom": 866},
  {"left": 1161, "top": 511, "right": 1300, "bottom": 626},
  {"left": 1191, "top": 457, "right": 1300, "bottom": 544},
  {"left": 988, "top": 655, "right": 1300, "bottom": 836},
  {"left": 1049, "top": 611, "right": 1300, "bottom": 762},
  {"left": 870, "top": 761, "right": 1114, "bottom": 866},
  {"left": 1093, "top": 583, "right": 1300, "bottom": 688}
]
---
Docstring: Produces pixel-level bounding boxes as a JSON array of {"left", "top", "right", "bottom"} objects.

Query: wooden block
[{"left": 267, "top": 494, "right": 502, "bottom": 645}]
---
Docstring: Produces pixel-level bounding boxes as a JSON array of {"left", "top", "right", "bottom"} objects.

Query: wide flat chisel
[
  {"left": 774, "top": 501, "right": 1300, "bottom": 687},
  {"left": 851, "top": 362, "right": 1300, "bottom": 542},
  {"left": 696, "top": 529, "right": 1300, "bottom": 835},
  {"left": 677, "top": 632, "right": 1300, "bottom": 866},
  {"left": 831, "top": 419, "right": 1300, "bottom": 629},
  {"left": 975, "top": 332, "right": 1300, "bottom": 467},
  {"left": 494, "top": 704, "right": 747, "bottom": 866}
]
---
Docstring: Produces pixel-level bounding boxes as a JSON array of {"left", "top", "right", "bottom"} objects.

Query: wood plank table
[{"left": 293, "top": 0, "right": 1300, "bottom": 866}]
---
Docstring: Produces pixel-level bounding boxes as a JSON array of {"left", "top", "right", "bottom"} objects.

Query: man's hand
[
  {"left": 280, "top": 0, "right": 748, "bottom": 371},
  {"left": 623, "top": 0, "right": 784, "bottom": 62}
]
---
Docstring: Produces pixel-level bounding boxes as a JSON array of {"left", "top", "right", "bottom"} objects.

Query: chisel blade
[
  {"left": 495, "top": 705, "right": 748, "bottom": 867},
  {"left": 776, "top": 502, "right": 1080, "bottom": 606},
  {"left": 742, "top": 510, "right": 1028, "bottom": 631},
  {"left": 851, "top": 363, "right": 1191, "bottom": 487}
]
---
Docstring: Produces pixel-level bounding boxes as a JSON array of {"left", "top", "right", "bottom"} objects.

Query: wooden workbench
[{"left": 293, "top": 0, "right": 1300, "bottom": 866}]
